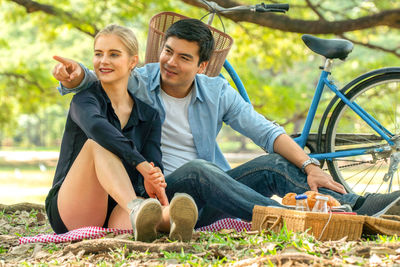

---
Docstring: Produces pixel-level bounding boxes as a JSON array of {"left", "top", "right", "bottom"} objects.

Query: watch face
[{"left": 311, "top": 158, "right": 320, "bottom": 166}]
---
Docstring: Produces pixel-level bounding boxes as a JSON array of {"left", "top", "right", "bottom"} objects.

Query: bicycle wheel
[{"left": 325, "top": 72, "right": 400, "bottom": 195}]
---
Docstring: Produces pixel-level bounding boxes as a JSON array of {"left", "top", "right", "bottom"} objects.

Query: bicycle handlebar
[
  {"left": 198, "top": 0, "right": 289, "bottom": 14},
  {"left": 255, "top": 3, "right": 289, "bottom": 13}
]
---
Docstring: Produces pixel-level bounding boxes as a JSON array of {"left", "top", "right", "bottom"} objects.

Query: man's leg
[
  {"left": 227, "top": 153, "right": 400, "bottom": 216},
  {"left": 164, "top": 159, "right": 284, "bottom": 227},
  {"left": 226, "top": 154, "right": 359, "bottom": 205}
]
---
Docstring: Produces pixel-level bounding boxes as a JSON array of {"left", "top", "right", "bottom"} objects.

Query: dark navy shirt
[{"left": 51, "top": 81, "right": 162, "bottom": 192}]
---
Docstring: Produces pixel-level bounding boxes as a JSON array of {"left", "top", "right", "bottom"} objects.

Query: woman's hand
[
  {"left": 136, "top": 161, "right": 169, "bottom": 206},
  {"left": 147, "top": 162, "right": 167, "bottom": 188},
  {"left": 52, "top": 56, "right": 84, "bottom": 88}
]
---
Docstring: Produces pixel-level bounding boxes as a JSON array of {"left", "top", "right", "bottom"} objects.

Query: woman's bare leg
[
  {"left": 157, "top": 207, "right": 171, "bottom": 232},
  {"left": 57, "top": 139, "right": 137, "bottom": 230}
]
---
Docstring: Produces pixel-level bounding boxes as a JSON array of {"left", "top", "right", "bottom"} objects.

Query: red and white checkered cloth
[
  {"left": 196, "top": 218, "right": 251, "bottom": 232},
  {"left": 19, "top": 218, "right": 252, "bottom": 244}
]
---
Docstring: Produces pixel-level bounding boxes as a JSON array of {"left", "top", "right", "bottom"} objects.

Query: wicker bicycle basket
[
  {"left": 145, "top": 12, "right": 233, "bottom": 77},
  {"left": 252, "top": 206, "right": 365, "bottom": 241}
]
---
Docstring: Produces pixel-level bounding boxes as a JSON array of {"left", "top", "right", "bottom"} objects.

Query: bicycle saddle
[{"left": 301, "top": 34, "right": 353, "bottom": 60}]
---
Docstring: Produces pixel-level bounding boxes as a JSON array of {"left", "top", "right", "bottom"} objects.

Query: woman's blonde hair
[{"left": 94, "top": 24, "right": 139, "bottom": 56}]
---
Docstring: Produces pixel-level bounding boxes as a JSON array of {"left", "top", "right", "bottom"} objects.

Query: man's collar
[{"left": 191, "top": 79, "right": 204, "bottom": 102}]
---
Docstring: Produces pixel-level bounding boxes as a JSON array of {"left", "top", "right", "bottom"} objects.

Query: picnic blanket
[{"left": 19, "top": 218, "right": 252, "bottom": 244}]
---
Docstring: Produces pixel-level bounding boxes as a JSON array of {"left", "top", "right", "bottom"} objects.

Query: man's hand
[
  {"left": 306, "top": 165, "right": 347, "bottom": 194},
  {"left": 52, "top": 56, "right": 84, "bottom": 88},
  {"left": 137, "top": 161, "right": 169, "bottom": 206}
]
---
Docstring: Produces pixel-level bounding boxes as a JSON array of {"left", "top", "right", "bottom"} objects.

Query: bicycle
[{"left": 148, "top": 1, "right": 400, "bottom": 195}]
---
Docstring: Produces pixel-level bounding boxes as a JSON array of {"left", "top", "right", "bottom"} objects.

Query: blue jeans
[{"left": 165, "top": 154, "right": 360, "bottom": 227}]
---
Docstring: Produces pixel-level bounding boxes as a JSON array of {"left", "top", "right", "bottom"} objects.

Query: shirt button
[{"left": 132, "top": 161, "right": 136, "bottom": 165}]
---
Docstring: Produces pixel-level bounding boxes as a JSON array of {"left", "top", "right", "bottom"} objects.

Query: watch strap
[{"left": 301, "top": 158, "right": 320, "bottom": 173}]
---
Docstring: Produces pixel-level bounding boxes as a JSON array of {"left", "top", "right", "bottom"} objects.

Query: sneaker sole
[
  {"left": 373, "top": 196, "right": 400, "bottom": 217},
  {"left": 169, "top": 193, "right": 198, "bottom": 242},
  {"left": 134, "top": 199, "right": 162, "bottom": 242}
]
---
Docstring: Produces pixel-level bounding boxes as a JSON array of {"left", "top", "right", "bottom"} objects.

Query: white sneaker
[
  {"left": 129, "top": 198, "right": 162, "bottom": 242},
  {"left": 169, "top": 193, "right": 198, "bottom": 242}
]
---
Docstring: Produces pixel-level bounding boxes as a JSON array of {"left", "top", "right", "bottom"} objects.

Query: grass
[
  {"left": 2, "top": 206, "right": 400, "bottom": 265},
  {"left": 2, "top": 150, "right": 400, "bottom": 265}
]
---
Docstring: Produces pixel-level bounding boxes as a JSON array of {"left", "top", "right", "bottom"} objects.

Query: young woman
[{"left": 46, "top": 25, "right": 197, "bottom": 242}]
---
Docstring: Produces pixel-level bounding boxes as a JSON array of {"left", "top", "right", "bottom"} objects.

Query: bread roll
[
  {"left": 282, "top": 192, "right": 297, "bottom": 206},
  {"left": 282, "top": 191, "right": 340, "bottom": 209}
]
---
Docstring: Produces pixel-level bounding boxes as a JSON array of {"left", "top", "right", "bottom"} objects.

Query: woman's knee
[{"left": 83, "top": 139, "right": 102, "bottom": 153}]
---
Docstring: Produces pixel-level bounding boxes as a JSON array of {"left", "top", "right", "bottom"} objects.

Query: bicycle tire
[{"left": 325, "top": 72, "right": 400, "bottom": 195}]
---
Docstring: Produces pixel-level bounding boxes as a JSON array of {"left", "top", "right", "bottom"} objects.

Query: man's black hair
[{"left": 165, "top": 19, "right": 215, "bottom": 65}]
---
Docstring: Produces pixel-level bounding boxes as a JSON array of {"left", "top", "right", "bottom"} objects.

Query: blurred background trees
[{"left": 0, "top": 0, "right": 399, "bottom": 150}]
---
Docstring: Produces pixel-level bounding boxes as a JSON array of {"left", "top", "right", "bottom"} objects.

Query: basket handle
[{"left": 259, "top": 214, "right": 282, "bottom": 232}]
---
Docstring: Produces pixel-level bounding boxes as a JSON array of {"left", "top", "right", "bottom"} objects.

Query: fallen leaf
[
  {"left": 281, "top": 245, "right": 301, "bottom": 254},
  {"left": 261, "top": 242, "right": 277, "bottom": 253},
  {"left": 219, "top": 229, "right": 235, "bottom": 235},
  {"left": 36, "top": 212, "right": 46, "bottom": 224},
  {"left": 369, "top": 254, "right": 383, "bottom": 266},
  {"left": 370, "top": 247, "right": 397, "bottom": 256},
  {"left": 245, "top": 230, "right": 259, "bottom": 235},
  {"left": 353, "top": 246, "right": 370, "bottom": 257},
  {"left": 344, "top": 256, "right": 364, "bottom": 264}
]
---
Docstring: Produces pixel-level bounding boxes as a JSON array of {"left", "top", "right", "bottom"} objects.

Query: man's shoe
[
  {"left": 128, "top": 198, "right": 162, "bottom": 242},
  {"left": 353, "top": 191, "right": 400, "bottom": 217},
  {"left": 169, "top": 193, "right": 198, "bottom": 242}
]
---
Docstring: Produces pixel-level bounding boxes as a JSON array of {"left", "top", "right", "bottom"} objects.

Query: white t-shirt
[{"left": 160, "top": 89, "right": 197, "bottom": 176}]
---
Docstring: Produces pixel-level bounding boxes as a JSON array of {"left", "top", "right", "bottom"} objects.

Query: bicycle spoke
[
  {"left": 344, "top": 161, "right": 374, "bottom": 181},
  {"left": 395, "top": 84, "right": 399, "bottom": 133},
  {"left": 346, "top": 164, "right": 374, "bottom": 189},
  {"left": 397, "top": 169, "right": 400, "bottom": 192},
  {"left": 326, "top": 73, "right": 400, "bottom": 195},
  {"left": 360, "top": 161, "right": 384, "bottom": 195}
]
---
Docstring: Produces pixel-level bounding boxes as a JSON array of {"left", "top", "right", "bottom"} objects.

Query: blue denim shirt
[{"left": 58, "top": 63, "right": 286, "bottom": 171}]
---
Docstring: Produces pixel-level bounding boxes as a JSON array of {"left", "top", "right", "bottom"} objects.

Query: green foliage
[{"left": 0, "top": 0, "right": 399, "bottom": 146}]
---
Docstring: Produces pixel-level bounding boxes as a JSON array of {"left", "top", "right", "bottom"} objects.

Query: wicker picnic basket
[
  {"left": 363, "top": 215, "right": 400, "bottom": 236},
  {"left": 145, "top": 12, "right": 233, "bottom": 77},
  {"left": 251, "top": 206, "right": 365, "bottom": 241}
]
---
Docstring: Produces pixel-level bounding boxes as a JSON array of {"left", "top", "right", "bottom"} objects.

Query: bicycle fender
[{"left": 316, "top": 67, "right": 400, "bottom": 152}]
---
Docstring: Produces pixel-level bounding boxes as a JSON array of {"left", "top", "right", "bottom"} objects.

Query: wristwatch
[{"left": 301, "top": 158, "right": 320, "bottom": 173}]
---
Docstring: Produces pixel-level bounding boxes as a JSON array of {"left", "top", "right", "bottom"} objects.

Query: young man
[{"left": 53, "top": 19, "right": 400, "bottom": 227}]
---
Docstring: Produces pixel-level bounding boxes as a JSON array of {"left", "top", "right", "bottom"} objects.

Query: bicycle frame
[
  {"left": 224, "top": 58, "right": 395, "bottom": 161},
  {"left": 205, "top": 2, "right": 396, "bottom": 163}
]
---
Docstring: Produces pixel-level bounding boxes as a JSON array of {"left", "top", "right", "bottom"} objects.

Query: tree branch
[
  {"left": 305, "top": 0, "right": 325, "bottom": 20},
  {"left": 0, "top": 72, "right": 45, "bottom": 92},
  {"left": 339, "top": 34, "right": 400, "bottom": 57},
  {"left": 9, "top": 0, "right": 98, "bottom": 37},
  {"left": 181, "top": 0, "right": 400, "bottom": 34}
]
